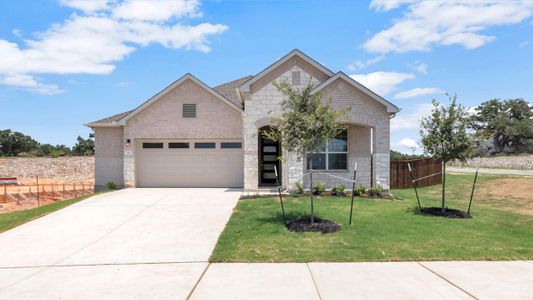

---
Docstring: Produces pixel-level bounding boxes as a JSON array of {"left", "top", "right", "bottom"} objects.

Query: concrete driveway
[{"left": 0, "top": 188, "right": 241, "bottom": 299}]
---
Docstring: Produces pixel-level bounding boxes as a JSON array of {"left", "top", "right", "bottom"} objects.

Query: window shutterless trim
[
  {"left": 142, "top": 142, "right": 164, "bottom": 149},
  {"left": 221, "top": 142, "right": 242, "bottom": 149},
  {"left": 169, "top": 142, "right": 189, "bottom": 149},
  {"left": 194, "top": 142, "right": 216, "bottom": 149},
  {"left": 307, "top": 129, "right": 348, "bottom": 170}
]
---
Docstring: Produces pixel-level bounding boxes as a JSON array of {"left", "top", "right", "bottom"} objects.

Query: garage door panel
[{"left": 136, "top": 140, "right": 243, "bottom": 188}]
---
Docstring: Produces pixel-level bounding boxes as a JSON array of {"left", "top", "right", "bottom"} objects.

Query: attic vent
[
  {"left": 183, "top": 104, "right": 196, "bottom": 118},
  {"left": 292, "top": 71, "right": 301, "bottom": 85}
]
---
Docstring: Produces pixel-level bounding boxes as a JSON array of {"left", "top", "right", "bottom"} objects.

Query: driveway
[{"left": 0, "top": 188, "right": 241, "bottom": 299}]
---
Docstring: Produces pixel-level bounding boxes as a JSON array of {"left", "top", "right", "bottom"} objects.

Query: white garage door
[{"left": 136, "top": 140, "right": 244, "bottom": 188}]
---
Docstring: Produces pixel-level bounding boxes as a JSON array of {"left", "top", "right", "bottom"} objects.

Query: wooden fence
[{"left": 390, "top": 157, "right": 442, "bottom": 189}]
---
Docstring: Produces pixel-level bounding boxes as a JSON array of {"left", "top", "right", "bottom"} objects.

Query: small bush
[
  {"left": 106, "top": 180, "right": 118, "bottom": 190},
  {"left": 331, "top": 183, "right": 346, "bottom": 196},
  {"left": 367, "top": 185, "right": 384, "bottom": 197},
  {"left": 313, "top": 181, "right": 325, "bottom": 195},
  {"left": 353, "top": 184, "right": 367, "bottom": 196},
  {"left": 295, "top": 182, "right": 305, "bottom": 194}
]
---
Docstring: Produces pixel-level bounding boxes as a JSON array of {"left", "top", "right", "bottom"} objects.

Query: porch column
[{"left": 372, "top": 122, "right": 391, "bottom": 190}]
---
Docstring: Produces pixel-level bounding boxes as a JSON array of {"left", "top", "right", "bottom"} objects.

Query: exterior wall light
[{"left": 126, "top": 139, "right": 131, "bottom": 147}]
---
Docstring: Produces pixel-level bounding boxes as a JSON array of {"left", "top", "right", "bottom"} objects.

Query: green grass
[
  {"left": 0, "top": 194, "right": 93, "bottom": 233},
  {"left": 211, "top": 174, "right": 533, "bottom": 262}
]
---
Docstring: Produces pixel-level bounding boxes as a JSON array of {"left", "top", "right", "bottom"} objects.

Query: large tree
[
  {"left": 71, "top": 133, "right": 95, "bottom": 156},
  {"left": 0, "top": 129, "right": 39, "bottom": 156},
  {"left": 264, "top": 80, "right": 348, "bottom": 222},
  {"left": 470, "top": 98, "right": 533, "bottom": 154},
  {"left": 420, "top": 94, "right": 474, "bottom": 212}
]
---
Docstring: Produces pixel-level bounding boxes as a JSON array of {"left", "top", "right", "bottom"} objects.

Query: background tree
[
  {"left": 470, "top": 98, "right": 533, "bottom": 154},
  {"left": 0, "top": 129, "right": 39, "bottom": 156},
  {"left": 264, "top": 80, "right": 348, "bottom": 222},
  {"left": 420, "top": 94, "right": 474, "bottom": 212},
  {"left": 71, "top": 133, "right": 95, "bottom": 156}
]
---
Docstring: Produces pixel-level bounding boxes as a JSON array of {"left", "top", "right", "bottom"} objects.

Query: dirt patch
[
  {"left": 287, "top": 216, "right": 341, "bottom": 234},
  {"left": 478, "top": 178, "right": 533, "bottom": 216},
  {"left": 421, "top": 207, "right": 471, "bottom": 219}
]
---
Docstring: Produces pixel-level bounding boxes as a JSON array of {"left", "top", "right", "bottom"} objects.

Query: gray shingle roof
[
  {"left": 90, "top": 110, "right": 132, "bottom": 124},
  {"left": 213, "top": 75, "right": 253, "bottom": 107}
]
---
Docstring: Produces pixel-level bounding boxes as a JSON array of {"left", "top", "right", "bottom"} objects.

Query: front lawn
[
  {"left": 211, "top": 174, "right": 533, "bottom": 262},
  {"left": 0, "top": 194, "right": 93, "bottom": 233}
]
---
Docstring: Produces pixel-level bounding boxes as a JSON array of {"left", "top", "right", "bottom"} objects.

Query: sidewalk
[
  {"left": 190, "top": 261, "right": 533, "bottom": 299},
  {"left": 448, "top": 167, "right": 533, "bottom": 176}
]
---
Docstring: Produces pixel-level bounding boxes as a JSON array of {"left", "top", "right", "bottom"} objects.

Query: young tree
[
  {"left": 264, "top": 80, "right": 348, "bottom": 222},
  {"left": 470, "top": 98, "right": 533, "bottom": 154},
  {"left": 420, "top": 94, "right": 474, "bottom": 212}
]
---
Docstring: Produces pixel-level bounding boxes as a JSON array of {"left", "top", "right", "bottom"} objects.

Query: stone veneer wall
[
  {"left": 0, "top": 156, "right": 94, "bottom": 183},
  {"left": 450, "top": 155, "right": 533, "bottom": 170},
  {"left": 243, "top": 61, "right": 325, "bottom": 191}
]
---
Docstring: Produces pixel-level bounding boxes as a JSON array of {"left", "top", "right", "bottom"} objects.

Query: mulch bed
[
  {"left": 287, "top": 216, "right": 341, "bottom": 234},
  {"left": 421, "top": 207, "right": 472, "bottom": 219}
]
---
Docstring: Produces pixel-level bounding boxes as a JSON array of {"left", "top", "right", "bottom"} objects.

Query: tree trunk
[{"left": 441, "top": 161, "right": 446, "bottom": 212}]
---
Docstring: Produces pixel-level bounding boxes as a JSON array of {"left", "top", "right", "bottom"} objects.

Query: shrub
[
  {"left": 331, "top": 183, "right": 346, "bottom": 196},
  {"left": 313, "top": 181, "right": 325, "bottom": 195},
  {"left": 367, "top": 185, "right": 384, "bottom": 197},
  {"left": 295, "top": 182, "right": 305, "bottom": 194},
  {"left": 353, "top": 184, "right": 367, "bottom": 196},
  {"left": 106, "top": 180, "right": 118, "bottom": 190}
]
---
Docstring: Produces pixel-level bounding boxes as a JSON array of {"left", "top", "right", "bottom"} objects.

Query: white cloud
[
  {"left": 391, "top": 103, "right": 433, "bottom": 132},
  {"left": 365, "top": 0, "right": 533, "bottom": 53},
  {"left": 370, "top": 0, "right": 417, "bottom": 12},
  {"left": 394, "top": 87, "right": 442, "bottom": 99},
  {"left": 59, "top": 0, "right": 111, "bottom": 13},
  {"left": 0, "top": 0, "right": 228, "bottom": 94},
  {"left": 0, "top": 74, "right": 63, "bottom": 95},
  {"left": 350, "top": 71, "right": 415, "bottom": 95},
  {"left": 347, "top": 55, "right": 385, "bottom": 71},
  {"left": 399, "top": 137, "right": 419, "bottom": 149},
  {"left": 519, "top": 41, "right": 530, "bottom": 47},
  {"left": 113, "top": 0, "right": 200, "bottom": 21},
  {"left": 413, "top": 62, "right": 427, "bottom": 74}
]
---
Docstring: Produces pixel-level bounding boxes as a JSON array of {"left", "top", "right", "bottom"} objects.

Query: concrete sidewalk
[
  {"left": 448, "top": 166, "right": 533, "bottom": 176},
  {"left": 190, "top": 261, "right": 533, "bottom": 300}
]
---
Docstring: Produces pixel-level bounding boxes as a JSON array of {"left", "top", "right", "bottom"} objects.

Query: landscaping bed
[{"left": 211, "top": 174, "right": 533, "bottom": 262}]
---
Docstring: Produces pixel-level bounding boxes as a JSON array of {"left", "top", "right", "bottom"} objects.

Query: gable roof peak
[{"left": 238, "top": 49, "right": 334, "bottom": 93}]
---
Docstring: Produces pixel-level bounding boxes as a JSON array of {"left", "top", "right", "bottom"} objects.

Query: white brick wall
[{"left": 94, "top": 127, "right": 124, "bottom": 188}]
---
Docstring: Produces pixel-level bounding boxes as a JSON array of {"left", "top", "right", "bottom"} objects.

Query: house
[{"left": 86, "top": 49, "right": 400, "bottom": 191}]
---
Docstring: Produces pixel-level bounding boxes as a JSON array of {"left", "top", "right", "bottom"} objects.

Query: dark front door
[{"left": 259, "top": 131, "right": 281, "bottom": 186}]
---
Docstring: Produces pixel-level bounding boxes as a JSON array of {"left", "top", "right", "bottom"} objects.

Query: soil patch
[
  {"left": 478, "top": 177, "right": 533, "bottom": 216},
  {"left": 287, "top": 216, "right": 341, "bottom": 234},
  {"left": 421, "top": 207, "right": 472, "bottom": 219}
]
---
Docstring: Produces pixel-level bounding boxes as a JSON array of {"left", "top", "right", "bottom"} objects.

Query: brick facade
[{"left": 90, "top": 50, "right": 397, "bottom": 191}]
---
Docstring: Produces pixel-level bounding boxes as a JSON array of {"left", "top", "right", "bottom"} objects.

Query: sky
[{"left": 1, "top": 0, "right": 532, "bottom": 154}]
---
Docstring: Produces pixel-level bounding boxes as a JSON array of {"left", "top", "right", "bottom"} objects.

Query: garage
[{"left": 136, "top": 140, "right": 244, "bottom": 188}]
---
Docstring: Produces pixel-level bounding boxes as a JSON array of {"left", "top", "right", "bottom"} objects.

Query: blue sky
[{"left": 1, "top": 0, "right": 532, "bottom": 153}]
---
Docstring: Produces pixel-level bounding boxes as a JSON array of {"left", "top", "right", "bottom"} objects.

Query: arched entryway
[{"left": 258, "top": 126, "right": 281, "bottom": 186}]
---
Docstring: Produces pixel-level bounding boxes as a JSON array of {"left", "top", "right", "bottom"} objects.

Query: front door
[{"left": 259, "top": 131, "right": 281, "bottom": 186}]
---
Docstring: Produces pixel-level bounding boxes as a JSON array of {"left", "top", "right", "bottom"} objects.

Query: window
[
  {"left": 169, "top": 142, "right": 189, "bottom": 149},
  {"left": 291, "top": 71, "right": 301, "bottom": 85},
  {"left": 183, "top": 104, "right": 196, "bottom": 118},
  {"left": 195, "top": 142, "right": 215, "bottom": 149},
  {"left": 142, "top": 142, "right": 163, "bottom": 149},
  {"left": 221, "top": 142, "right": 242, "bottom": 149},
  {"left": 306, "top": 129, "right": 347, "bottom": 170}
]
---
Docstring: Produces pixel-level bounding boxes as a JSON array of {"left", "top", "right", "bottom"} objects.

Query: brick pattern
[
  {"left": 122, "top": 78, "right": 243, "bottom": 187},
  {"left": 94, "top": 127, "right": 124, "bottom": 187}
]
